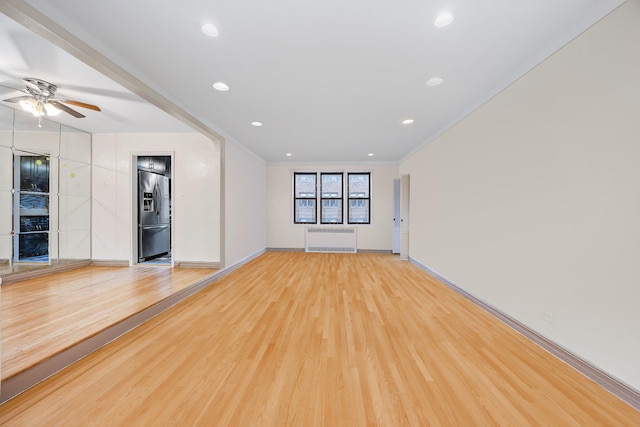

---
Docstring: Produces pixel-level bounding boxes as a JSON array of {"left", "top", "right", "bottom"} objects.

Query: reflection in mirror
[
  {"left": 14, "top": 110, "right": 60, "bottom": 157},
  {"left": 0, "top": 105, "right": 92, "bottom": 392},
  {"left": 60, "top": 125, "right": 91, "bottom": 164},
  {"left": 0, "top": 104, "right": 92, "bottom": 278},
  {"left": 59, "top": 125, "right": 91, "bottom": 263},
  {"left": 0, "top": 105, "right": 12, "bottom": 147},
  {"left": 0, "top": 110, "right": 12, "bottom": 279}
]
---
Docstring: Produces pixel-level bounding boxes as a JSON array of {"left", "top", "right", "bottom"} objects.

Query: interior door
[
  {"left": 393, "top": 179, "right": 401, "bottom": 254},
  {"left": 400, "top": 174, "right": 410, "bottom": 260}
]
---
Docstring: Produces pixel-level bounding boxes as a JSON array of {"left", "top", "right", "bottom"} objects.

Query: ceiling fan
[{"left": 2, "top": 77, "right": 101, "bottom": 125}]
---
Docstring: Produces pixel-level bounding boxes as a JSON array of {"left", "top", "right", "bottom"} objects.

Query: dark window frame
[
  {"left": 320, "top": 172, "right": 343, "bottom": 224},
  {"left": 293, "top": 172, "right": 318, "bottom": 224},
  {"left": 347, "top": 172, "right": 371, "bottom": 224}
]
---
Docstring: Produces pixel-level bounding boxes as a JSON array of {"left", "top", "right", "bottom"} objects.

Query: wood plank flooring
[
  {"left": 0, "top": 252, "right": 638, "bottom": 426},
  {"left": 1, "top": 265, "right": 216, "bottom": 380}
]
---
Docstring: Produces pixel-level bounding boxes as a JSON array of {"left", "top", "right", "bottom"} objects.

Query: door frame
[{"left": 131, "top": 152, "right": 174, "bottom": 266}]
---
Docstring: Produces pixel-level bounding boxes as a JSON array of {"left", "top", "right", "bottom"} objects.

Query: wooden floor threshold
[
  {"left": 0, "top": 260, "right": 92, "bottom": 285},
  {"left": 0, "top": 266, "right": 230, "bottom": 404}
]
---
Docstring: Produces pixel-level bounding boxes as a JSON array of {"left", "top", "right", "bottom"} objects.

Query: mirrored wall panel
[{"left": 0, "top": 104, "right": 92, "bottom": 277}]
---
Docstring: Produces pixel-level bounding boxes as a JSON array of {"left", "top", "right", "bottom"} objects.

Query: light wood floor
[
  {"left": 1, "top": 265, "right": 216, "bottom": 380},
  {"left": 0, "top": 252, "right": 638, "bottom": 426}
]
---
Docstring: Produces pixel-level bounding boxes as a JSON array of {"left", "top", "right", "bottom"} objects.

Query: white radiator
[{"left": 305, "top": 227, "right": 357, "bottom": 253}]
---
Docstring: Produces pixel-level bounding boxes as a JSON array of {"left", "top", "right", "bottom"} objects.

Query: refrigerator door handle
[{"left": 154, "top": 181, "right": 161, "bottom": 216}]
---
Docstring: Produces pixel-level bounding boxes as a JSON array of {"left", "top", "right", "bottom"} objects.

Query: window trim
[
  {"left": 320, "top": 172, "right": 343, "bottom": 224},
  {"left": 293, "top": 172, "right": 318, "bottom": 224},
  {"left": 347, "top": 172, "right": 371, "bottom": 225},
  {"left": 292, "top": 171, "right": 372, "bottom": 226}
]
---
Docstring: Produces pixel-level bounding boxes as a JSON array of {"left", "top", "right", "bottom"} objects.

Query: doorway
[
  {"left": 134, "top": 155, "right": 172, "bottom": 265},
  {"left": 13, "top": 154, "right": 51, "bottom": 263}
]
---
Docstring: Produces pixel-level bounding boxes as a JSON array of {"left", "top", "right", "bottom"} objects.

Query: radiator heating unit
[{"left": 305, "top": 227, "right": 357, "bottom": 253}]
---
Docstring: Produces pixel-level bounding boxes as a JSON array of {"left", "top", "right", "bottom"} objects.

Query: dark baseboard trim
[
  {"left": 408, "top": 257, "right": 640, "bottom": 412},
  {"left": 0, "top": 249, "right": 265, "bottom": 404}
]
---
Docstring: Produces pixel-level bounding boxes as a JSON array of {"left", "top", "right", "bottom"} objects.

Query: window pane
[
  {"left": 20, "top": 193, "right": 50, "bottom": 216},
  {"left": 348, "top": 199, "right": 369, "bottom": 223},
  {"left": 295, "top": 173, "right": 316, "bottom": 198},
  {"left": 348, "top": 174, "right": 369, "bottom": 198},
  {"left": 295, "top": 199, "right": 316, "bottom": 223},
  {"left": 18, "top": 231, "right": 49, "bottom": 260},
  {"left": 321, "top": 173, "right": 342, "bottom": 198},
  {"left": 20, "top": 156, "right": 50, "bottom": 192},
  {"left": 20, "top": 215, "right": 49, "bottom": 232},
  {"left": 321, "top": 199, "right": 342, "bottom": 224}
]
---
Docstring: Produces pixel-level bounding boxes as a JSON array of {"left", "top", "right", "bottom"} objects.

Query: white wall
[
  {"left": 401, "top": 0, "right": 640, "bottom": 390},
  {"left": 92, "top": 132, "right": 221, "bottom": 264},
  {"left": 267, "top": 164, "right": 399, "bottom": 250},
  {"left": 224, "top": 141, "right": 267, "bottom": 266}
]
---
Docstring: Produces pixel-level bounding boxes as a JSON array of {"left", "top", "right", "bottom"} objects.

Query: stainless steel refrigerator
[{"left": 138, "top": 170, "right": 170, "bottom": 262}]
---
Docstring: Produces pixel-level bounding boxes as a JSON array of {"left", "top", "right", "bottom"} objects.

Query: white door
[
  {"left": 400, "top": 174, "right": 410, "bottom": 260},
  {"left": 392, "top": 179, "right": 401, "bottom": 254}
]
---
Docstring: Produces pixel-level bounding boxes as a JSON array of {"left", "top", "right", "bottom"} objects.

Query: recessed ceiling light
[
  {"left": 285, "top": 153, "right": 293, "bottom": 157},
  {"left": 402, "top": 119, "right": 414, "bottom": 125},
  {"left": 426, "top": 77, "right": 444, "bottom": 86},
  {"left": 213, "top": 82, "right": 229, "bottom": 91},
  {"left": 434, "top": 12, "right": 453, "bottom": 27},
  {"left": 251, "top": 121, "right": 263, "bottom": 127},
  {"left": 202, "top": 23, "right": 219, "bottom": 37},
  {"left": 368, "top": 153, "right": 375, "bottom": 157}
]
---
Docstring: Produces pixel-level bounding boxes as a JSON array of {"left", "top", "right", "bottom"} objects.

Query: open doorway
[{"left": 135, "top": 155, "right": 172, "bottom": 265}]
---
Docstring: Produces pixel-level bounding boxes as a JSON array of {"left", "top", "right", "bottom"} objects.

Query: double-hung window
[
  {"left": 320, "top": 173, "right": 343, "bottom": 224},
  {"left": 294, "top": 173, "right": 317, "bottom": 224},
  {"left": 293, "top": 171, "right": 371, "bottom": 225},
  {"left": 347, "top": 173, "right": 370, "bottom": 224}
]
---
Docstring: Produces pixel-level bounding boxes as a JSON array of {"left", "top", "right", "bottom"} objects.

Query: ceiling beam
[{"left": 0, "top": 0, "right": 223, "bottom": 144}]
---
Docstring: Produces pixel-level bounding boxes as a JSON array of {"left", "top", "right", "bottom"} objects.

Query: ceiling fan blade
[
  {"left": 49, "top": 100, "right": 85, "bottom": 118},
  {"left": 23, "top": 78, "right": 42, "bottom": 93},
  {"left": 3, "top": 95, "right": 31, "bottom": 103},
  {"left": 59, "top": 99, "right": 101, "bottom": 112}
]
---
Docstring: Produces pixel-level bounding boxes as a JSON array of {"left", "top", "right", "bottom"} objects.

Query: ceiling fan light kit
[{"left": 2, "top": 77, "right": 101, "bottom": 127}]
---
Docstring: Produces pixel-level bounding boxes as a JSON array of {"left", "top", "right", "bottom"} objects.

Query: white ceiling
[
  {"left": 0, "top": 0, "right": 626, "bottom": 163},
  {"left": 0, "top": 11, "right": 194, "bottom": 134}
]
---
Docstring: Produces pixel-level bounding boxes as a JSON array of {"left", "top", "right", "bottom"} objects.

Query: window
[
  {"left": 293, "top": 171, "right": 371, "bottom": 225},
  {"left": 348, "top": 173, "right": 370, "bottom": 224},
  {"left": 320, "top": 173, "right": 343, "bottom": 224},
  {"left": 294, "top": 173, "right": 317, "bottom": 223}
]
